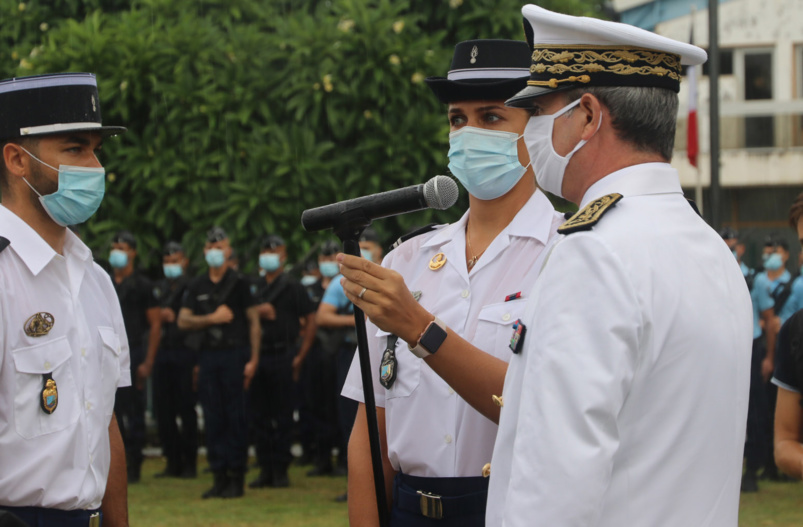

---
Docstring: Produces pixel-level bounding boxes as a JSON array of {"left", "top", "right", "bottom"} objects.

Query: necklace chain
[{"left": 466, "top": 221, "right": 487, "bottom": 270}]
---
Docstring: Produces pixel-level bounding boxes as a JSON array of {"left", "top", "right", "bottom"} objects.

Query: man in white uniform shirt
[
  {"left": 338, "top": 40, "right": 563, "bottom": 526},
  {"left": 484, "top": 6, "right": 753, "bottom": 526},
  {"left": 0, "top": 73, "right": 130, "bottom": 527}
]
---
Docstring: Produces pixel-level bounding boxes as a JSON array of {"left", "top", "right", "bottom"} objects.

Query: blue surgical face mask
[
  {"left": 163, "top": 263, "right": 183, "bottom": 279},
  {"left": 205, "top": 248, "right": 226, "bottom": 268},
  {"left": 764, "top": 252, "right": 784, "bottom": 271},
  {"left": 109, "top": 249, "right": 128, "bottom": 269},
  {"left": 20, "top": 146, "right": 106, "bottom": 227},
  {"left": 259, "top": 253, "right": 281, "bottom": 272},
  {"left": 319, "top": 261, "right": 340, "bottom": 278},
  {"left": 360, "top": 249, "right": 373, "bottom": 262},
  {"left": 448, "top": 127, "right": 529, "bottom": 200},
  {"left": 300, "top": 275, "right": 318, "bottom": 287}
]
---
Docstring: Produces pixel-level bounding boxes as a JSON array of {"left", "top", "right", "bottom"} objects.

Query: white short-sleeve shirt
[
  {"left": 342, "top": 189, "right": 563, "bottom": 478},
  {"left": 0, "top": 205, "right": 131, "bottom": 511},
  {"left": 487, "top": 164, "right": 753, "bottom": 527}
]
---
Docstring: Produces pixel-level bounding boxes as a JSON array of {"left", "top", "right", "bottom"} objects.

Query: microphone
[{"left": 301, "top": 175, "right": 459, "bottom": 232}]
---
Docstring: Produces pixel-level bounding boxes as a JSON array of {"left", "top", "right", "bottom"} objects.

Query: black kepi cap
[
  {"left": 425, "top": 40, "right": 531, "bottom": 104},
  {"left": 261, "top": 234, "right": 285, "bottom": 250},
  {"left": 0, "top": 73, "right": 126, "bottom": 141},
  {"left": 207, "top": 226, "right": 228, "bottom": 243}
]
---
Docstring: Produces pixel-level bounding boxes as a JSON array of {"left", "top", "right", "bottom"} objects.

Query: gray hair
[{"left": 563, "top": 86, "right": 678, "bottom": 161}]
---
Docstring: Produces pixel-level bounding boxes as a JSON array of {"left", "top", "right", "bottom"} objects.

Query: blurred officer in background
[
  {"left": 304, "top": 240, "right": 345, "bottom": 476},
  {"left": 153, "top": 241, "right": 198, "bottom": 479},
  {"left": 109, "top": 230, "right": 162, "bottom": 484},
  {"left": 248, "top": 234, "right": 316, "bottom": 489},
  {"left": 0, "top": 72, "right": 129, "bottom": 526},
  {"left": 721, "top": 227, "right": 754, "bottom": 287},
  {"left": 178, "top": 227, "right": 261, "bottom": 499},
  {"left": 772, "top": 192, "right": 803, "bottom": 478},
  {"left": 317, "top": 228, "right": 384, "bottom": 486}
]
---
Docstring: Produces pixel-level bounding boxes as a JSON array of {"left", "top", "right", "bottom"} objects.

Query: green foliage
[{"left": 2, "top": 0, "right": 602, "bottom": 271}]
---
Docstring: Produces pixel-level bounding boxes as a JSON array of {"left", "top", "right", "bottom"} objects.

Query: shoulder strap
[
  {"left": 558, "top": 193, "right": 623, "bottom": 235},
  {"left": 259, "top": 273, "right": 291, "bottom": 305},
  {"left": 389, "top": 223, "right": 439, "bottom": 251},
  {"left": 214, "top": 270, "right": 241, "bottom": 306},
  {"left": 772, "top": 280, "right": 794, "bottom": 314},
  {"left": 0, "top": 236, "right": 9, "bottom": 254}
]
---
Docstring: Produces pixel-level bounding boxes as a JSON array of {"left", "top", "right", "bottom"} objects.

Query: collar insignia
[
  {"left": 25, "top": 312, "right": 55, "bottom": 337},
  {"left": 558, "top": 193, "right": 623, "bottom": 235}
]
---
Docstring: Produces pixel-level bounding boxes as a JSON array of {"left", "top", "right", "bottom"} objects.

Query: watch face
[{"left": 421, "top": 321, "right": 448, "bottom": 355}]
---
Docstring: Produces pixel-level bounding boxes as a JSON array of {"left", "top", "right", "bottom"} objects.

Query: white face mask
[{"left": 524, "top": 98, "right": 601, "bottom": 199}]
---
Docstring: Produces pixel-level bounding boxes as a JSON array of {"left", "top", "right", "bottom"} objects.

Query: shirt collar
[
  {"left": 0, "top": 205, "right": 93, "bottom": 276},
  {"left": 580, "top": 162, "right": 683, "bottom": 209},
  {"left": 422, "top": 189, "right": 556, "bottom": 249}
]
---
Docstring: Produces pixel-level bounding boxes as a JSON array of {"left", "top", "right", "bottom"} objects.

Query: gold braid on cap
[{"left": 528, "top": 45, "right": 681, "bottom": 88}]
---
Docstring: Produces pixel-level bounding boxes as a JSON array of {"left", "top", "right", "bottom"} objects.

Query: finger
[{"left": 337, "top": 253, "right": 390, "bottom": 286}]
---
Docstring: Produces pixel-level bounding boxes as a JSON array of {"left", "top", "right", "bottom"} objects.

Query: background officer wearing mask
[
  {"left": 178, "top": 227, "right": 261, "bottom": 499},
  {"left": 337, "top": 39, "right": 562, "bottom": 525},
  {"left": 152, "top": 241, "right": 198, "bottom": 479},
  {"left": 109, "top": 230, "right": 162, "bottom": 484},
  {"left": 0, "top": 72, "right": 129, "bottom": 526},
  {"left": 248, "top": 234, "right": 316, "bottom": 489}
]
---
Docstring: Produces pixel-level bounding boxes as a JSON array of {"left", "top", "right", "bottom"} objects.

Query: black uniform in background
[
  {"left": 249, "top": 273, "right": 314, "bottom": 487},
  {"left": 182, "top": 269, "right": 255, "bottom": 483},
  {"left": 153, "top": 275, "right": 198, "bottom": 478},
  {"left": 112, "top": 270, "right": 158, "bottom": 483}
]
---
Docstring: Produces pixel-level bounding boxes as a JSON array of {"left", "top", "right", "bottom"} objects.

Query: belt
[
  {"left": 393, "top": 474, "right": 488, "bottom": 520},
  {"left": 0, "top": 506, "right": 101, "bottom": 527}
]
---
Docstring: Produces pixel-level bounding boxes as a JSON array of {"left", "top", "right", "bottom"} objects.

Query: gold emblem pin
[
  {"left": 482, "top": 463, "right": 491, "bottom": 478},
  {"left": 41, "top": 374, "right": 58, "bottom": 414},
  {"left": 428, "top": 253, "right": 447, "bottom": 271},
  {"left": 24, "top": 312, "right": 55, "bottom": 337},
  {"left": 492, "top": 394, "right": 504, "bottom": 407}
]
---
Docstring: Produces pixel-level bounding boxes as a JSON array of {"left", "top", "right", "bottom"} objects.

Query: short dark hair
[
  {"left": 112, "top": 230, "right": 137, "bottom": 249},
  {"left": 789, "top": 193, "right": 803, "bottom": 230},
  {"left": 563, "top": 86, "right": 679, "bottom": 161}
]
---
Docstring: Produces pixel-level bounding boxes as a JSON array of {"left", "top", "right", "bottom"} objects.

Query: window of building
[{"left": 735, "top": 48, "right": 774, "bottom": 148}]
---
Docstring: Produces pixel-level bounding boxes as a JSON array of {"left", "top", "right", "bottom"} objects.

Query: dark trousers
[
  {"left": 336, "top": 344, "right": 358, "bottom": 462},
  {"left": 305, "top": 343, "right": 339, "bottom": 468},
  {"left": 390, "top": 474, "right": 488, "bottom": 527},
  {"left": 745, "top": 337, "right": 770, "bottom": 472},
  {"left": 114, "top": 345, "right": 146, "bottom": 474},
  {"left": 198, "top": 347, "right": 249, "bottom": 473},
  {"left": 0, "top": 506, "right": 101, "bottom": 527},
  {"left": 249, "top": 351, "right": 294, "bottom": 476},
  {"left": 153, "top": 351, "right": 198, "bottom": 474}
]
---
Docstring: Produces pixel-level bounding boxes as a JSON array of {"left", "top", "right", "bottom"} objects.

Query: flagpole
[{"left": 688, "top": 5, "right": 703, "bottom": 213}]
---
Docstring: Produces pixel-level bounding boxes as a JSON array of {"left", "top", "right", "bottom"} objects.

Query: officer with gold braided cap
[{"left": 483, "top": 5, "right": 753, "bottom": 526}]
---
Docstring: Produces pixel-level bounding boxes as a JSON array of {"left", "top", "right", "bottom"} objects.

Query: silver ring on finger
[{"left": 358, "top": 287, "right": 368, "bottom": 299}]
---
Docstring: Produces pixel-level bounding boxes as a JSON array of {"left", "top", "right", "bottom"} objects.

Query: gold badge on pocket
[
  {"left": 24, "top": 312, "right": 54, "bottom": 337},
  {"left": 41, "top": 373, "right": 58, "bottom": 414}
]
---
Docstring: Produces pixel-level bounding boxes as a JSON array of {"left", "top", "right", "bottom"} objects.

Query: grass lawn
[{"left": 130, "top": 457, "right": 803, "bottom": 526}]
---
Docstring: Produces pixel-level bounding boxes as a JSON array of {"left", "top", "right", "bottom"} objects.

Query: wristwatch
[{"left": 408, "top": 317, "right": 448, "bottom": 358}]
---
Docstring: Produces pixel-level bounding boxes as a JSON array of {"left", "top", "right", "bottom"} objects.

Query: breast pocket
[
  {"left": 474, "top": 301, "right": 526, "bottom": 361},
  {"left": 377, "top": 331, "right": 421, "bottom": 400},
  {"left": 12, "top": 336, "right": 79, "bottom": 439},
  {"left": 98, "top": 327, "right": 122, "bottom": 415}
]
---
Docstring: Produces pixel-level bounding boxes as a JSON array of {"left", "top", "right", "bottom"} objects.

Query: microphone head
[{"left": 424, "top": 175, "right": 459, "bottom": 210}]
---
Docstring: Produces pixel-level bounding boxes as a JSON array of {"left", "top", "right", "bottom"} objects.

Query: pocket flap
[
  {"left": 12, "top": 336, "right": 72, "bottom": 374},
  {"left": 477, "top": 301, "right": 523, "bottom": 326},
  {"left": 98, "top": 326, "right": 122, "bottom": 356}
]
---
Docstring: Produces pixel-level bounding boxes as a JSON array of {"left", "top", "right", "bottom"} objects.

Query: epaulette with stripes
[
  {"left": 389, "top": 224, "right": 439, "bottom": 251},
  {"left": 558, "top": 193, "right": 623, "bottom": 235}
]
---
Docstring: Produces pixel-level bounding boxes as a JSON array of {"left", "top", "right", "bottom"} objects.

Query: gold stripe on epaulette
[{"left": 558, "top": 193, "right": 623, "bottom": 235}]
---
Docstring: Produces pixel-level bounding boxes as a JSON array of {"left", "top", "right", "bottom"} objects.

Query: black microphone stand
[{"left": 333, "top": 209, "right": 389, "bottom": 527}]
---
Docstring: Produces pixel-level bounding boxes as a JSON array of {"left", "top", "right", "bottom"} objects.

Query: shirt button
[
  {"left": 444, "top": 435, "right": 453, "bottom": 444},
  {"left": 89, "top": 454, "right": 94, "bottom": 463},
  {"left": 502, "top": 313, "right": 511, "bottom": 321},
  {"left": 85, "top": 401, "right": 92, "bottom": 410},
  {"left": 44, "top": 361, "right": 52, "bottom": 370},
  {"left": 448, "top": 387, "right": 455, "bottom": 395},
  {"left": 461, "top": 290, "right": 469, "bottom": 299},
  {"left": 81, "top": 348, "right": 87, "bottom": 357}
]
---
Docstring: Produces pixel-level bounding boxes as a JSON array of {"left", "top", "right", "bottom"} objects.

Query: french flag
[{"left": 687, "top": 25, "right": 699, "bottom": 168}]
